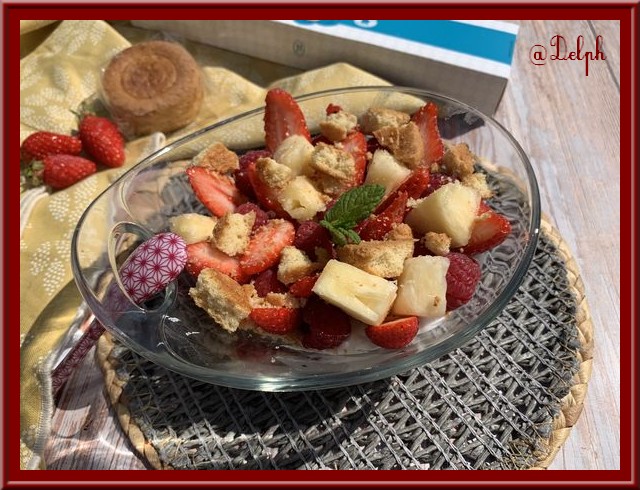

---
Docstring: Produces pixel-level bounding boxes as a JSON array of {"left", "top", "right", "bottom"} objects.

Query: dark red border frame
[{"left": 3, "top": 3, "right": 636, "bottom": 488}]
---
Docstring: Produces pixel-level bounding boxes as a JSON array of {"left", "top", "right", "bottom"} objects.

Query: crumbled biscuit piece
[
  {"left": 309, "top": 143, "right": 357, "bottom": 196},
  {"left": 189, "top": 269, "right": 251, "bottom": 332},
  {"left": 319, "top": 110, "right": 358, "bottom": 142},
  {"left": 407, "top": 197, "right": 426, "bottom": 209},
  {"left": 385, "top": 223, "right": 414, "bottom": 241},
  {"left": 373, "top": 122, "right": 424, "bottom": 168},
  {"left": 192, "top": 142, "right": 239, "bottom": 173},
  {"left": 359, "top": 107, "right": 410, "bottom": 133},
  {"left": 277, "top": 246, "right": 320, "bottom": 285},
  {"left": 210, "top": 212, "right": 255, "bottom": 256},
  {"left": 422, "top": 232, "right": 451, "bottom": 256},
  {"left": 255, "top": 157, "right": 293, "bottom": 190},
  {"left": 310, "top": 143, "right": 356, "bottom": 181},
  {"left": 264, "top": 292, "right": 302, "bottom": 309},
  {"left": 441, "top": 143, "right": 476, "bottom": 178},
  {"left": 461, "top": 172, "right": 494, "bottom": 199},
  {"left": 337, "top": 239, "right": 414, "bottom": 278}
]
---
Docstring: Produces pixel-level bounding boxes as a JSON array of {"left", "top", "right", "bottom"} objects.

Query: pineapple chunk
[
  {"left": 364, "top": 149, "right": 411, "bottom": 195},
  {"left": 273, "top": 135, "right": 315, "bottom": 175},
  {"left": 405, "top": 182, "right": 481, "bottom": 247},
  {"left": 312, "top": 259, "right": 397, "bottom": 326},
  {"left": 278, "top": 176, "right": 327, "bottom": 221},
  {"left": 392, "top": 256, "right": 449, "bottom": 318},
  {"left": 169, "top": 213, "right": 217, "bottom": 244}
]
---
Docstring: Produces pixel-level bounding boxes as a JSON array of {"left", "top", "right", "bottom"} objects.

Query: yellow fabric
[{"left": 19, "top": 19, "right": 389, "bottom": 470}]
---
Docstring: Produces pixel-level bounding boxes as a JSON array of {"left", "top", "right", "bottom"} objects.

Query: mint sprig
[{"left": 320, "top": 184, "right": 385, "bottom": 246}]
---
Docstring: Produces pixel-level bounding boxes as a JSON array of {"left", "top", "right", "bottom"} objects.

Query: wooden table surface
[{"left": 44, "top": 20, "right": 621, "bottom": 471}]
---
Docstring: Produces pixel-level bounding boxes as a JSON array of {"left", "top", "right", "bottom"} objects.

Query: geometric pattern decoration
[{"left": 119, "top": 232, "right": 187, "bottom": 304}]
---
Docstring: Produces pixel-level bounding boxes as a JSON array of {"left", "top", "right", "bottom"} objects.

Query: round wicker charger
[{"left": 96, "top": 220, "right": 593, "bottom": 470}]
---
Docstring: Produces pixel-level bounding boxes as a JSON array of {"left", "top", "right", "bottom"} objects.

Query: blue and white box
[{"left": 132, "top": 20, "right": 519, "bottom": 115}]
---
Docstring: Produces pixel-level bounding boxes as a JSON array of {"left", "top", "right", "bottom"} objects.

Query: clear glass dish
[{"left": 71, "top": 86, "right": 540, "bottom": 391}]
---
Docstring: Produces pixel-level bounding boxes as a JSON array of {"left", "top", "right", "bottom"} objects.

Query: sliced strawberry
[
  {"left": 423, "top": 172, "right": 456, "bottom": 197},
  {"left": 445, "top": 252, "right": 481, "bottom": 310},
  {"left": 357, "top": 191, "right": 408, "bottom": 241},
  {"left": 288, "top": 274, "right": 320, "bottom": 298},
  {"left": 462, "top": 202, "right": 512, "bottom": 255},
  {"left": 235, "top": 149, "right": 271, "bottom": 199},
  {"left": 301, "top": 297, "right": 351, "bottom": 349},
  {"left": 325, "top": 103, "right": 342, "bottom": 115},
  {"left": 412, "top": 102, "right": 445, "bottom": 165},
  {"left": 365, "top": 316, "right": 419, "bottom": 349},
  {"left": 240, "top": 220, "right": 295, "bottom": 276},
  {"left": 185, "top": 241, "right": 247, "bottom": 283},
  {"left": 252, "top": 268, "right": 287, "bottom": 297},
  {"left": 293, "top": 220, "right": 334, "bottom": 261},
  {"left": 186, "top": 166, "right": 245, "bottom": 217},
  {"left": 341, "top": 130, "right": 367, "bottom": 187},
  {"left": 246, "top": 159, "right": 289, "bottom": 218},
  {"left": 264, "top": 88, "right": 311, "bottom": 153},
  {"left": 235, "top": 202, "right": 270, "bottom": 231},
  {"left": 250, "top": 307, "right": 301, "bottom": 334},
  {"left": 376, "top": 165, "right": 430, "bottom": 213}
]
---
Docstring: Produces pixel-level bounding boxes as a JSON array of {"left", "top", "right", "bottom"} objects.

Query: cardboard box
[{"left": 132, "top": 20, "right": 518, "bottom": 115}]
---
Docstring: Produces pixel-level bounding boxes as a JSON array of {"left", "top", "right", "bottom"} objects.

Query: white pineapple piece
[
  {"left": 273, "top": 135, "right": 315, "bottom": 175},
  {"left": 278, "top": 176, "right": 327, "bottom": 221},
  {"left": 169, "top": 213, "right": 217, "bottom": 244},
  {"left": 312, "top": 259, "right": 397, "bottom": 326},
  {"left": 364, "top": 149, "right": 411, "bottom": 195},
  {"left": 405, "top": 182, "right": 480, "bottom": 247},
  {"left": 392, "top": 255, "right": 449, "bottom": 318}
]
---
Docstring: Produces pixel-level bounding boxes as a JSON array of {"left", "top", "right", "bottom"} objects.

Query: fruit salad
[{"left": 169, "top": 88, "right": 512, "bottom": 350}]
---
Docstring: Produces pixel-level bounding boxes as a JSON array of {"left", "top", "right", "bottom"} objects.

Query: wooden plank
[
  {"left": 496, "top": 20, "right": 620, "bottom": 470},
  {"left": 45, "top": 347, "right": 147, "bottom": 470}
]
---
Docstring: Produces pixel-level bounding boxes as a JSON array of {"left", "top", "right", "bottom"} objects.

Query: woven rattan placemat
[{"left": 96, "top": 220, "right": 593, "bottom": 470}]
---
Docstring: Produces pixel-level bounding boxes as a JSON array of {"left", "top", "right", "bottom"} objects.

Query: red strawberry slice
[
  {"left": 357, "top": 191, "right": 408, "bottom": 241},
  {"left": 365, "top": 316, "right": 419, "bottom": 349},
  {"left": 235, "top": 202, "right": 270, "bottom": 231},
  {"left": 341, "top": 130, "right": 367, "bottom": 187},
  {"left": 246, "top": 159, "right": 290, "bottom": 218},
  {"left": 264, "top": 88, "right": 311, "bottom": 153},
  {"left": 186, "top": 166, "right": 245, "bottom": 217},
  {"left": 185, "top": 241, "right": 247, "bottom": 282},
  {"left": 250, "top": 307, "right": 301, "bottom": 334},
  {"left": 252, "top": 268, "right": 287, "bottom": 297},
  {"left": 376, "top": 165, "right": 431, "bottom": 213},
  {"left": 293, "top": 220, "right": 335, "bottom": 261},
  {"left": 240, "top": 219, "right": 295, "bottom": 276},
  {"left": 235, "top": 149, "right": 271, "bottom": 199},
  {"left": 21, "top": 131, "right": 83, "bottom": 163},
  {"left": 445, "top": 252, "right": 481, "bottom": 310},
  {"left": 412, "top": 102, "right": 445, "bottom": 165},
  {"left": 462, "top": 202, "right": 512, "bottom": 255},
  {"left": 288, "top": 274, "right": 320, "bottom": 298},
  {"left": 423, "top": 172, "right": 456, "bottom": 197},
  {"left": 325, "top": 103, "right": 342, "bottom": 115},
  {"left": 301, "top": 297, "right": 351, "bottom": 349}
]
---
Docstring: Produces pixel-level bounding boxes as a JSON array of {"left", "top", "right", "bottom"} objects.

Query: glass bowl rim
[{"left": 72, "top": 85, "right": 541, "bottom": 391}]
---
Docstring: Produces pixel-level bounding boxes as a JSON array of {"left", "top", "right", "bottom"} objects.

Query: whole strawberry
[
  {"left": 30, "top": 154, "right": 97, "bottom": 190},
  {"left": 20, "top": 131, "right": 82, "bottom": 163},
  {"left": 78, "top": 115, "right": 125, "bottom": 168}
]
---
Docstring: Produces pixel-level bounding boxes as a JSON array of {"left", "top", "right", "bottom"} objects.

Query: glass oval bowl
[{"left": 71, "top": 86, "right": 540, "bottom": 392}]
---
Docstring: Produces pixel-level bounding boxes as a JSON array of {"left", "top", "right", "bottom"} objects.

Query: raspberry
[{"left": 445, "top": 252, "right": 481, "bottom": 310}]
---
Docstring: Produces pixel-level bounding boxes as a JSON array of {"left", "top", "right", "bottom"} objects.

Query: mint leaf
[
  {"left": 320, "top": 220, "right": 347, "bottom": 246},
  {"left": 343, "top": 229, "right": 362, "bottom": 245},
  {"left": 324, "top": 184, "right": 385, "bottom": 228}
]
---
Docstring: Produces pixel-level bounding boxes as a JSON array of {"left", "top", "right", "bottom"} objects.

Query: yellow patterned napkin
[{"left": 19, "top": 19, "right": 388, "bottom": 469}]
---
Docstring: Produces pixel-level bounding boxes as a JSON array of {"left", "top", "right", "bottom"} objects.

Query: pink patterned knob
[{"left": 119, "top": 232, "right": 187, "bottom": 304}]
